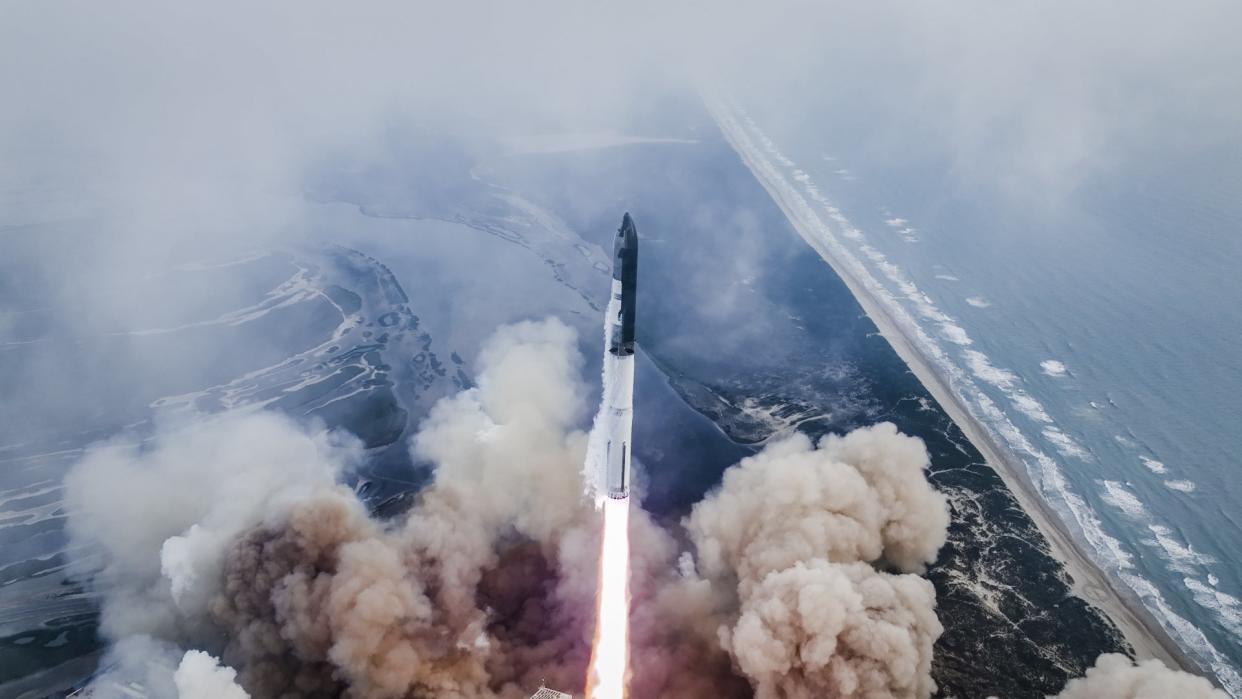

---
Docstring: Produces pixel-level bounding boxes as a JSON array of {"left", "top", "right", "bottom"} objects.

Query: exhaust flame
[{"left": 586, "top": 497, "right": 630, "bottom": 699}]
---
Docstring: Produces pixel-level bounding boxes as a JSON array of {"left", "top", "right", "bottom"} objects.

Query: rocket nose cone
[
  {"left": 618, "top": 213, "right": 637, "bottom": 246},
  {"left": 613, "top": 212, "right": 637, "bottom": 281}
]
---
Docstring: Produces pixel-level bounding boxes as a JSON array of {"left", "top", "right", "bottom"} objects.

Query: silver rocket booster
[{"left": 603, "top": 213, "right": 638, "bottom": 500}]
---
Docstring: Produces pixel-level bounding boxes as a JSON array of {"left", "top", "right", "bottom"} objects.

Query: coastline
[
  {"left": 814, "top": 250, "right": 1195, "bottom": 672},
  {"left": 707, "top": 100, "right": 1196, "bottom": 675}
]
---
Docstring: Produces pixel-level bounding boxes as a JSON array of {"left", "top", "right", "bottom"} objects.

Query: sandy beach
[{"left": 710, "top": 99, "right": 1195, "bottom": 675}]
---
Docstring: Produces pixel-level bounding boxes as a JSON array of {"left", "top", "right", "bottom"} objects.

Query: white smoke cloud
[
  {"left": 79, "top": 640, "right": 260, "bottom": 699},
  {"left": 687, "top": 423, "right": 949, "bottom": 586},
  {"left": 174, "top": 651, "right": 250, "bottom": 699},
  {"left": 1046, "top": 653, "right": 1227, "bottom": 699},
  {"left": 726, "top": 560, "right": 940, "bottom": 699},
  {"left": 80, "top": 636, "right": 180, "bottom": 699},
  {"left": 411, "top": 317, "right": 592, "bottom": 542},
  {"left": 208, "top": 318, "right": 600, "bottom": 697},
  {"left": 64, "top": 411, "right": 360, "bottom": 639},
  {"left": 684, "top": 422, "right": 950, "bottom": 698}
]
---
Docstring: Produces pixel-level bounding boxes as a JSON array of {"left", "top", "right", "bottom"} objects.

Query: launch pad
[{"left": 529, "top": 687, "right": 573, "bottom": 699}]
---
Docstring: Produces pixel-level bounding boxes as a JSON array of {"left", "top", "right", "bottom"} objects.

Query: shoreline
[
  {"left": 849, "top": 295, "right": 1193, "bottom": 671},
  {"left": 708, "top": 100, "right": 1196, "bottom": 676}
]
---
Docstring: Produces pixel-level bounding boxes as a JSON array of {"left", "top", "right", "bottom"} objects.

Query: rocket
[{"left": 602, "top": 213, "right": 638, "bottom": 500}]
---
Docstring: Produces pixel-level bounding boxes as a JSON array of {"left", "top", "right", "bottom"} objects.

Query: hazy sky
[
  {"left": 4, "top": 0, "right": 1239, "bottom": 457},
  {"left": 4, "top": 0, "right": 1239, "bottom": 227}
]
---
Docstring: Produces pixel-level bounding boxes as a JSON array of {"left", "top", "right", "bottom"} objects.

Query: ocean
[{"left": 714, "top": 95, "right": 1242, "bottom": 694}]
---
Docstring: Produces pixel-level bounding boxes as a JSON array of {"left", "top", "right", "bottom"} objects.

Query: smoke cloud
[
  {"left": 687, "top": 424, "right": 949, "bottom": 587},
  {"left": 1047, "top": 653, "right": 1228, "bottom": 699},
  {"left": 678, "top": 424, "right": 948, "bottom": 699},
  {"left": 82, "top": 636, "right": 180, "bottom": 699},
  {"left": 79, "top": 638, "right": 248, "bottom": 699},
  {"left": 65, "top": 319, "right": 1222, "bottom": 698},
  {"left": 727, "top": 560, "right": 939, "bottom": 699},
  {"left": 198, "top": 319, "right": 603, "bottom": 697},
  {"left": 64, "top": 412, "right": 360, "bottom": 640},
  {"left": 174, "top": 651, "right": 250, "bottom": 699}
]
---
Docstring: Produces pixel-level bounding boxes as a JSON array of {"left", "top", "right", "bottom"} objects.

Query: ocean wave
[
  {"left": 1186, "top": 577, "right": 1242, "bottom": 640},
  {"left": 939, "top": 322, "right": 973, "bottom": 346},
  {"left": 1043, "top": 427, "right": 1091, "bottom": 460},
  {"left": 881, "top": 217, "right": 920, "bottom": 241},
  {"left": 1123, "top": 571, "right": 1242, "bottom": 696},
  {"left": 1100, "top": 480, "right": 1149, "bottom": 520},
  {"left": 1013, "top": 394, "right": 1054, "bottom": 424},
  {"left": 1165, "top": 479, "right": 1197, "bottom": 493},
  {"left": 964, "top": 349, "right": 1020, "bottom": 390},
  {"left": 1141, "top": 456, "right": 1170, "bottom": 475},
  {"left": 1040, "top": 359, "right": 1068, "bottom": 377},
  {"left": 962, "top": 350, "right": 1056, "bottom": 424},
  {"left": 1146, "top": 524, "right": 1216, "bottom": 574}
]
